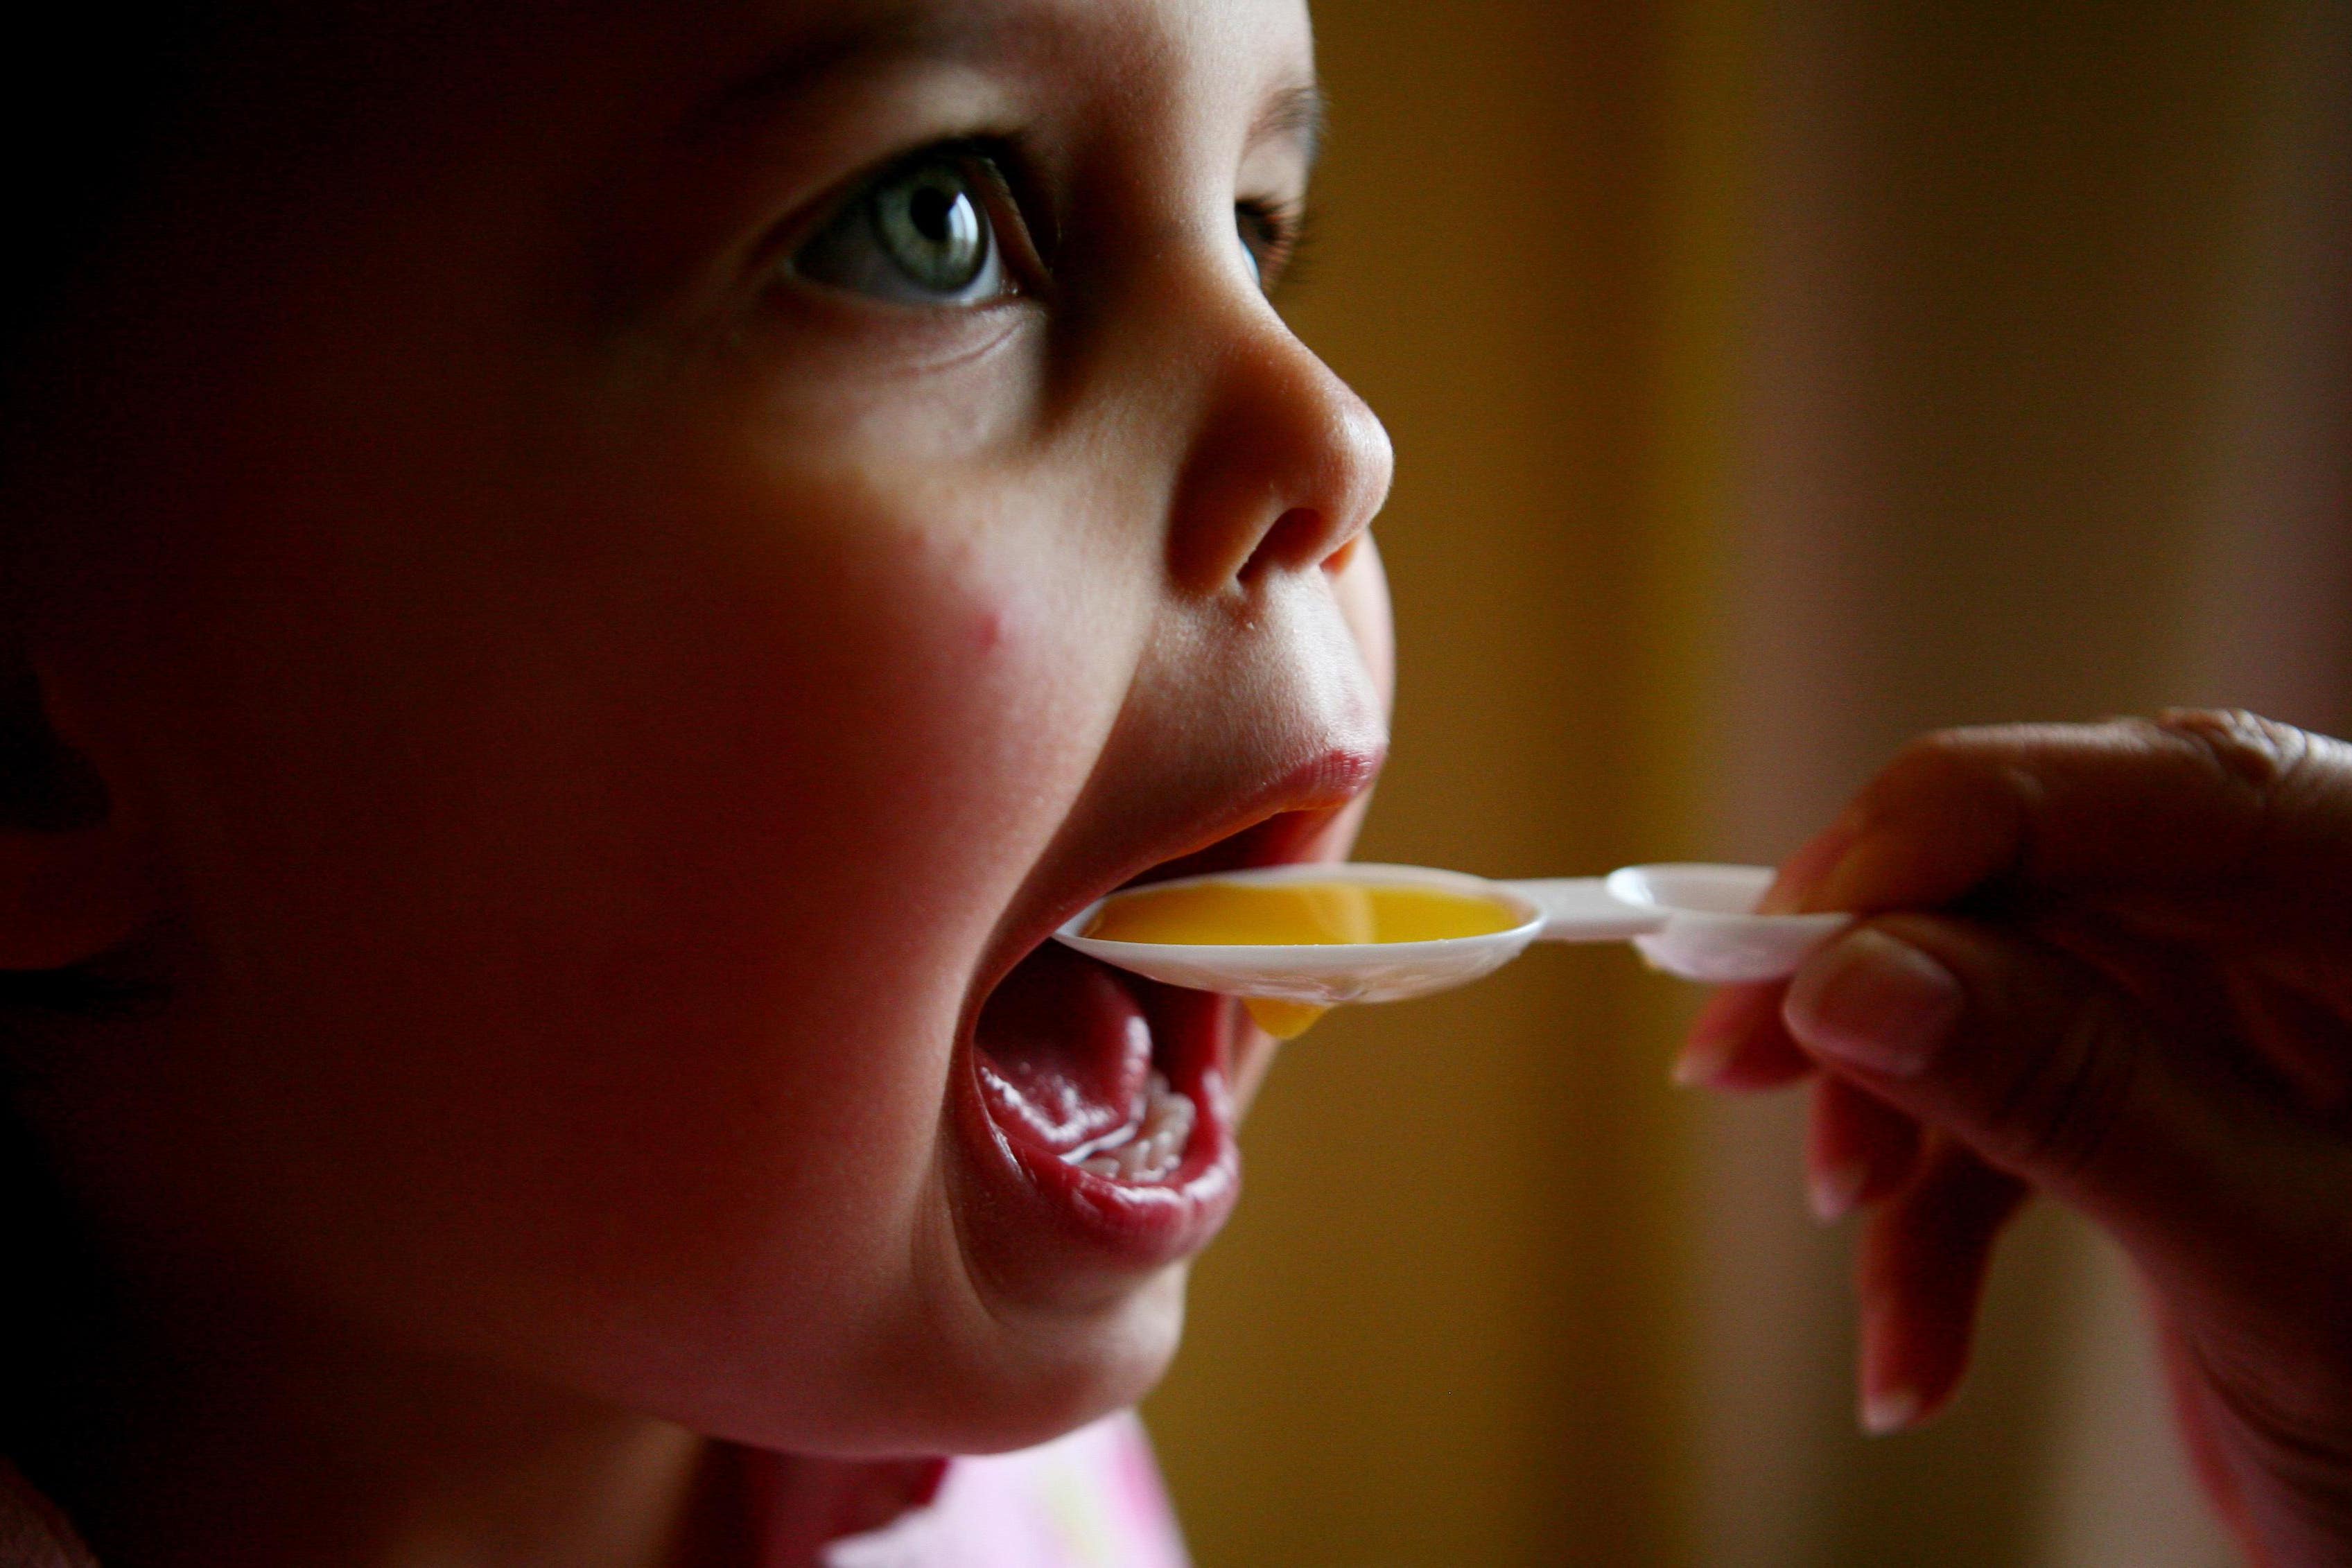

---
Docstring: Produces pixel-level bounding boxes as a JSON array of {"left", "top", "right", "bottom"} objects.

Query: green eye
[
  {"left": 794, "top": 148, "right": 1016, "bottom": 305},
  {"left": 876, "top": 163, "right": 988, "bottom": 290}
]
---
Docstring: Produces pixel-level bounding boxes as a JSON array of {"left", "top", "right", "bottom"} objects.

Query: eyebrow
[
  {"left": 696, "top": 10, "right": 1328, "bottom": 173},
  {"left": 697, "top": 10, "right": 1015, "bottom": 131}
]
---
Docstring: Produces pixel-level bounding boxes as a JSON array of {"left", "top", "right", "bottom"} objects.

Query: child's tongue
[{"left": 974, "top": 944, "right": 1154, "bottom": 1156}]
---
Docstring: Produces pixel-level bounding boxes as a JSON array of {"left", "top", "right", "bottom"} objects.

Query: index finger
[{"left": 1791, "top": 711, "right": 2352, "bottom": 921}]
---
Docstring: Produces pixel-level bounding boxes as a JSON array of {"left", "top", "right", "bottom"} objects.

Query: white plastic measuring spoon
[{"left": 1054, "top": 861, "right": 1847, "bottom": 1012}]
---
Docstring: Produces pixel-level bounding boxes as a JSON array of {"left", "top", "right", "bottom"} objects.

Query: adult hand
[{"left": 1679, "top": 711, "right": 2352, "bottom": 1567}]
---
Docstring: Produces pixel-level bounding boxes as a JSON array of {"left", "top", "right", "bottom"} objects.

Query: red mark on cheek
[
  {"left": 970, "top": 607, "right": 1009, "bottom": 654},
  {"left": 965, "top": 597, "right": 1031, "bottom": 659}
]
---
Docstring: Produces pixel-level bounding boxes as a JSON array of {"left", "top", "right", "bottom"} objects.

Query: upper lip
[{"left": 961, "top": 739, "right": 1388, "bottom": 1035}]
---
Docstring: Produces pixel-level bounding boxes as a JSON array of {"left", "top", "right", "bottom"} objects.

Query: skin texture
[
  {"left": 0, "top": 0, "right": 1393, "bottom": 1562},
  {"left": 1682, "top": 711, "right": 2352, "bottom": 1567}
]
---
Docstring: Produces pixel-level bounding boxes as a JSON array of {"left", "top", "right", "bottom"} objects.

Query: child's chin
[
  {"left": 823, "top": 1260, "right": 1194, "bottom": 1467},
  {"left": 882, "top": 1262, "right": 1194, "bottom": 1458}
]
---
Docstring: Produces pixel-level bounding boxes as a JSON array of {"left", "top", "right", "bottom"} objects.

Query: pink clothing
[
  {"left": 0, "top": 1412, "right": 1189, "bottom": 1568},
  {"left": 815, "top": 1413, "right": 1190, "bottom": 1568}
]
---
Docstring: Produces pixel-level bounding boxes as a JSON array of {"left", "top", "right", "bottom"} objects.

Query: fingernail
[
  {"left": 1784, "top": 928, "right": 1962, "bottom": 1079},
  {"left": 1809, "top": 1162, "right": 1867, "bottom": 1224},
  {"left": 1861, "top": 1384, "right": 1919, "bottom": 1436},
  {"left": 1675, "top": 987, "right": 1770, "bottom": 1087}
]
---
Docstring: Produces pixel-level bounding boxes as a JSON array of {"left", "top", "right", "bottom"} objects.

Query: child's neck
[{"left": 15, "top": 1270, "right": 750, "bottom": 1568}]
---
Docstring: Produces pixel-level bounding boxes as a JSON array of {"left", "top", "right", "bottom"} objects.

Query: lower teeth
[{"left": 1070, "top": 1071, "right": 1196, "bottom": 1184}]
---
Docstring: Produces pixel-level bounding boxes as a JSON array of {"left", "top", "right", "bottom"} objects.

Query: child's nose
[{"left": 1163, "top": 297, "right": 1394, "bottom": 593}]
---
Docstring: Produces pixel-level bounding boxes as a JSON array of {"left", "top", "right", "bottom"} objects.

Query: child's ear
[{"left": 0, "top": 650, "right": 155, "bottom": 972}]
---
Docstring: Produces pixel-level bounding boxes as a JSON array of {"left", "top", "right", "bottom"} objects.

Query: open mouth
[
  {"left": 973, "top": 946, "right": 1210, "bottom": 1187},
  {"left": 959, "top": 807, "right": 1338, "bottom": 1260}
]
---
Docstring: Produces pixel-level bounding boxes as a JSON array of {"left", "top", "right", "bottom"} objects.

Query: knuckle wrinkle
[
  {"left": 2155, "top": 708, "right": 2303, "bottom": 791},
  {"left": 1983, "top": 987, "right": 2141, "bottom": 1189}
]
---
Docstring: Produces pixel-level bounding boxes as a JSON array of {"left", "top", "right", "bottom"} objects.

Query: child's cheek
[{"left": 76, "top": 438, "right": 1132, "bottom": 1407}]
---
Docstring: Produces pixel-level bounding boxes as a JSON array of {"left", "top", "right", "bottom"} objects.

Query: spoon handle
[{"left": 1498, "top": 878, "right": 1671, "bottom": 943}]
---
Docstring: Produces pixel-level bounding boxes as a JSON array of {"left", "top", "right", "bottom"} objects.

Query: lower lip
[{"left": 955, "top": 971, "right": 1239, "bottom": 1275}]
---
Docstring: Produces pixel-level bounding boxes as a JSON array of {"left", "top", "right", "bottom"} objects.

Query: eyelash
[
  {"left": 966, "top": 137, "right": 1060, "bottom": 275},
  {"left": 1237, "top": 198, "right": 1311, "bottom": 294}
]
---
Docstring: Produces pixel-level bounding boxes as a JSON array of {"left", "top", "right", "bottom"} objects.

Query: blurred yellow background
[{"left": 1143, "top": 1, "right": 2349, "bottom": 1564}]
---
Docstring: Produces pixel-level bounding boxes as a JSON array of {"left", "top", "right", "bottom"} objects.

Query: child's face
[{"left": 24, "top": 0, "right": 1388, "bottom": 1453}]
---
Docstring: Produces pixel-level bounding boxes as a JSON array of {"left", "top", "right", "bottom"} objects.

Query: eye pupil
[
  {"left": 909, "top": 186, "right": 955, "bottom": 243},
  {"left": 873, "top": 162, "right": 989, "bottom": 292}
]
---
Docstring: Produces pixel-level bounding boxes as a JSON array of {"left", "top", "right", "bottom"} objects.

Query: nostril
[{"left": 1239, "top": 507, "right": 1341, "bottom": 581}]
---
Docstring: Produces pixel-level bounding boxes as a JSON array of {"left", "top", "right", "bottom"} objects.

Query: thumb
[{"left": 1780, "top": 914, "right": 2346, "bottom": 1294}]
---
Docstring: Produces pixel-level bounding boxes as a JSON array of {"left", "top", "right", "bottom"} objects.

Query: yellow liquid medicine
[{"left": 1083, "top": 880, "right": 1522, "bottom": 1039}]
